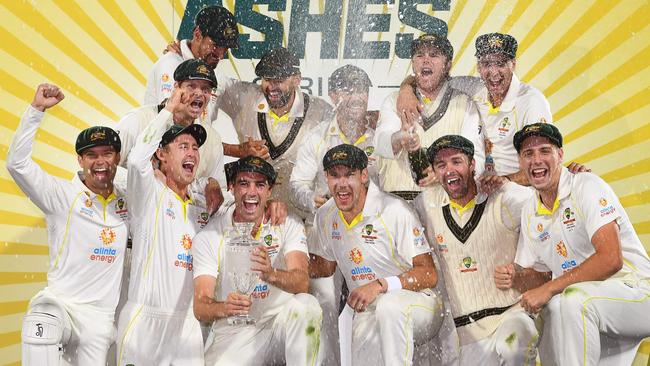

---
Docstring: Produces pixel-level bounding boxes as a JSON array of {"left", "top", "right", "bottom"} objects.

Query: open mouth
[
  {"left": 242, "top": 197, "right": 259, "bottom": 213},
  {"left": 190, "top": 98, "right": 204, "bottom": 111},
  {"left": 531, "top": 168, "right": 547, "bottom": 180},
  {"left": 93, "top": 167, "right": 109, "bottom": 180},
  {"left": 445, "top": 176, "right": 461, "bottom": 189},
  {"left": 335, "top": 191, "right": 352, "bottom": 205},
  {"left": 181, "top": 161, "right": 195, "bottom": 174},
  {"left": 420, "top": 68, "right": 433, "bottom": 76}
]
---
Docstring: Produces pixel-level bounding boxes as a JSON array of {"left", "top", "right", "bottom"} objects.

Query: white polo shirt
[
  {"left": 126, "top": 109, "right": 211, "bottom": 312},
  {"left": 451, "top": 75, "right": 552, "bottom": 176},
  {"left": 218, "top": 82, "right": 334, "bottom": 218},
  {"left": 313, "top": 182, "right": 431, "bottom": 291},
  {"left": 7, "top": 106, "right": 129, "bottom": 310},
  {"left": 143, "top": 39, "right": 235, "bottom": 126},
  {"left": 289, "top": 115, "right": 378, "bottom": 216},
  {"left": 516, "top": 167, "right": 650, "bottom": 279},
  {"left": 192, "top": 204, "right": 308, "bottom": 323}
]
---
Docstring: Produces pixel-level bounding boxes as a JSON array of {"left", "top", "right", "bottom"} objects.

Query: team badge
[
  {"left": 364, "top": 146, "right": 375, "bottom": 157},
  {"left": 497, "top": 117, "right": 511, "bottom": 137},
  {"left": 197, "top": 212, "right": 209, "bottom": 228},
  {"left": 264, "top": 234, "right": 273, "bottom": 246},
  {"left": 100, "top": 228, "right": 116, "bottom": 246},
  {"left": 459, "top": 256, "right": 478, "bottom": 273},
  {"left": 90, "top": 131, "right": 106, "bottom": 142},
  {"left": 181, "top": 234, "right": 192, "bottom": 251},
  {"left": 555, "top": 241, "right": 567, "bottom": 257},
  {"left": 257, "top": 103, "right": 266, "bottom": 110},
  {"left": 332, "top": 151, "right": 347, "bottom": 160},
  {"left": 117, "top": 198, "right": 125, "bottom": 210},
  {"left": 349, "top": 248, "right": 363, "bottom": 265},
  {"left": 488, "top": 36, "right": 503, "bottom": 48},
  {"left": 197, "top": 64, "right": 210, "bottom": 75},
  {"left": 361, "top": 224, "right": 378, "bottom": 244},
  {"left": 364, "top": 224, "right": 374, "bottom": 236},
  {"left": 562, "top": 207, "right": 576, "bottom": 230}
]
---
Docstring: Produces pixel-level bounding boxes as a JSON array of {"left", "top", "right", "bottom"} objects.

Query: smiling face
[
  {"left": 78, "top": 145, "right": 120, "bottom": 194},
  {"left": 175, "top": 79, "right": 212, "bottom": 121},
  {"left": 325, "top": 165, "right": 368, "bottom": 218},
  {"left": 193, "top": 27, "right": 228, "bottom": 68},
  {"left": 329, "top": 87, "right": 369, "bottom": 123},
  {"left": 477, "top": 53, "right": 516, "bottom": 105},
  {"left": 156, "top": 133, "right": 200, "bottom": 188},
  {"left": 518, "top": 135, "right": 563, "bottom": 193},
  {"left": 432, "top": 148, "right": 476, "bottom": 202},
  {"left": 412, "top": 45, "right": 451, "bottom": 93},
  {"left": 231, "top": 171, "right": 272, "bottom": 223},
  {"left": 261, "top": 75, "right": 300, "bottom": 110}
]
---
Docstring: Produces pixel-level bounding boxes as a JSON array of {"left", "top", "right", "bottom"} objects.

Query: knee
[
  {"left": 374, "top": 291, "right": 405, "bottom": 319},
  {"left": 559, "top": 285, "right": 594, "bottom": 319},
  {"left": 495, "top": 318, "right": 539, "bottom": 365}
]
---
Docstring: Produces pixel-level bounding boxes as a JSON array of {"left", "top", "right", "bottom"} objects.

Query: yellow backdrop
[{"left": 0, "top": 1, "right": 648, "bottom": 364}]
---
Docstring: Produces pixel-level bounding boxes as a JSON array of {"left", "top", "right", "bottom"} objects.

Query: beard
[{"left": 265, "top": 89, "right": 292, "bottom": 109}]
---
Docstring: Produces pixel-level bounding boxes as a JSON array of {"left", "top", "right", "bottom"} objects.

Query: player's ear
[
  {"left": 77, "top": 154, "right": 83, "bottom": 167},
  {"left": 192, "top": 26, "right": 202, "bottom": 41}
]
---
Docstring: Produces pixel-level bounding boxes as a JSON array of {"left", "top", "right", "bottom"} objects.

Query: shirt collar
[
  {"left": 255, "top": 90, "right": 304, "bottom": 118},
  {"left": 535, "top": 166, "right": 571, "bottom": 215},
  {"left": 327, "top": 116, "right": 372, "bottom": 146},
  {"left": 417, "top": 81, "right": 449, "bottom": 106},
  {"left": 180, "top": 39, "right": 195, "bottom": 61},
  {"left": 474, "top": 73, "right": 521, "bottom": 113}
]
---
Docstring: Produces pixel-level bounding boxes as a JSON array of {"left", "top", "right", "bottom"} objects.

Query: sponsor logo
[
  {"left": 84, "top": 198, "right": 93, "bottom": 208},
  {"left": 536, "top": 223, "right": 543, "bottom": 232},
  {"left": 162, "top": 82, "right": 172, "bottom": 94},
  {"left": 561, "top": 259, "right": 577, "bottom": 272},
  {"left": 35, "top": 323, "right": 43, "bottom": 337},
  {"left": 555, "top": 240, "right": 567, "bottom": 257},
  {"left": 161, "top": 73, "right": 169, "bottom": 82},
  {"left": 251, "top": 283, "right": 270, "bottom": 299},
  {"left": 175, "top": 234, "right": 193, "bottom": 271},
  {"left": 100, "top": 227, "right": 116, "bottom": 246},
  {"left": 459, "top": 256, "right": 478, "bottom": 273},
  {"left": 598, "top": 198, "right": 616, "bottom": 217},
  {"left": 331, "top": 221, "right": 341, "bottom": 240},
  {"left": 413, "top": 226, "right": 426, "bottom": 247},
  {"left": 349, "top": 247, "right": 363, "bottom": 265},
  {"left": 165, "top": 201, "right": 175, "bottom": 220},
  {"left": 599, "top": 198, "right": 607, "bottom": 206},
  {"left": 350, "top": 265, "right": 376, "bottom": 282}
]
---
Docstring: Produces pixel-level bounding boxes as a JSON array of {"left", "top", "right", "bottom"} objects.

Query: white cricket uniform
[
  {"left": 192, "top": 205, "right": 322, "bottom": 366},
  {"left": 373, "top": 82, "right": 485, "bottom": 195},
  {"left": 450, "top": 75, "right": 552, "bottom": 176},
  {"left": 516, "top": 167, "right": 650, "bottom": 365},
  {"left": 313, "top": 182, "right": 444, "bottom": 366},
  {"left": 116, "top": 109, "right": 211, "bottom": 366},
  {"left": 219, "top": 82, "right": 334, "bottom": 219},
  {"left": 143, "top": 39, "right": 235, "bottom": 126},
  {"left": 289, "top": 115, "right": 378, "bottom": 220},
  {"left": 8, "top": 106, "right": 129, "bottom": 365},
  {"left": 114, "top": 103, "right": 228, "bottom": 199},
  {"left": 415, "top": 183, "right": 538, "bottom": 365}
]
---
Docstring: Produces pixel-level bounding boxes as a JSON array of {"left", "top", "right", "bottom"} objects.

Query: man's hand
[
  {"left": 478, "top": 174, "right": 509, "bottom": 195},
  {"left": 163, "top": 39, "right": 181, "bottom": 55},
  {"left": 224, "top": 292, "right": 252, "bottom": 316},
  {"left": 396, "top": 75, "right": 423, "bottom": 127},
  {"left": 520, "top": 285, "right": 553, "bottom": 314},
  {"left": 265, "top": 200, "right": 288, "bottom": 225},
  {"left": 314, "top": 195, "right": 329, "bottom": 208},
  {"left": 417, "top": 167, "right": 438, "bottom": 187},
  {"left": 205, "top": 178, "right": 224, "bottom": 215},
  {"left": 347, "top": 280, "right": 383, "bottom": 312},
  {"left": 494, "top": 263, "right": 516, "bottom": 290},
  {"left": 240, "top": 137, "right": 270, "bottom": 159},
  {"left": 567, "top": 162, "right": 591, "bottom": 173},
  {"left": 391, "top": 124, "right": 421, "bottom": 155},
  {"left": 32, "top": 84, "right": 65, "bottom": 112},
  {"left": 250, "top": 246, "right": 275, "bottom": 282},
  {"left": 164, "top": 87, "right": 191, "bottom": 117}
]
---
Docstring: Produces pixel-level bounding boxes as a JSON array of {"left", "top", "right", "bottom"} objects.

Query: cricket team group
[{"left": 9, "top": 5, "right": 650, "bottom": 366}]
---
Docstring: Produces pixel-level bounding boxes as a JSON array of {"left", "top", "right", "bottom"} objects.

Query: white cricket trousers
[
  {"left": 539, "top": 276, "right": 650, "bottom": 366},
  {"left": 352, "top": 288, "right": 443, "bottom": 366},
  {"left": 116, "top": 302, "right": 203, "bottom": 365},
  {"left": 458, "top": 306, "right": 538, "bottom": 366},
  {"left": 205, "top": 293, "right": 323, "bottom": 366}
]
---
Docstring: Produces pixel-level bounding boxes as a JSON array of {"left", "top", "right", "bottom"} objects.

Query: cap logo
[
  {"left": 248, "top": 158, "right": 264, "bottom": 168},
  {"left": 526, "top": 125, "right": 541, "bottom": 132},
  {"left": 90, "top": 131, "right": 106, "bottom": 141},
  {"left": 488, "top": 36, "right": 503, "bottom": 48},
  {"left": 196, "top": 64, "right": 210, "bottom": 76},
  {"left": 332, "top": 151, "right": 348, "bottom": 160},
  {"left": 223, "top": 27, "right": 236, "bottom": 38}
]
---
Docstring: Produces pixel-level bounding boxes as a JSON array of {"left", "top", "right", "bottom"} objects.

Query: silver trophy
[{"left": 225, "top": 222, "right": 260, "bottom": 325}]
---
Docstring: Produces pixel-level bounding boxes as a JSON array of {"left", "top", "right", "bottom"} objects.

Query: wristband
[{"left": 385, "top": 276, "right": 402, "bottom": 292}]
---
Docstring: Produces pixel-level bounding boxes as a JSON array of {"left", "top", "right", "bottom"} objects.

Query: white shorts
[{"left": 116, "top": 302, "right": 203, "bottom": 366}]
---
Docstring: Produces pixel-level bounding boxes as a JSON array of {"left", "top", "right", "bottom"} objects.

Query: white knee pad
[{"left": 21, "top": 303, "right": 70, "bottom": 366}]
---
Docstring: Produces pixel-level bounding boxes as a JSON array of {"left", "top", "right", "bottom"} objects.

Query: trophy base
[{"left": 228, "top": 314, "right": 256, "bottom": 325}]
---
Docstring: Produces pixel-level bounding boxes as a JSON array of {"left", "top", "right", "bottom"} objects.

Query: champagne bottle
[{"left": 408, "top": 147, "right": 430, "bottom": 184}]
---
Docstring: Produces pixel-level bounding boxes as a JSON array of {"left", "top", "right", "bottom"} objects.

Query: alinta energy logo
[
  {"left": 175, "top": 233, "right": 193, "bottom": 271},
  {"left": 349, "top": 247, "right": 375, "bottom": 282},
  {"left": 90, "top": 227, "right": 118, "bottom": 264}
]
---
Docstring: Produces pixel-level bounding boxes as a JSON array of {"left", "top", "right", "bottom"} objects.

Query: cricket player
[
  {"left": 414, "top": 135, "right": 541, "bottom": 365},
  {"left": 116, "top": 87, "right": 211, "bottom": 365},
  {"left": 117, "top": 59, "right": 227, "bottom": 210},
  {"left": 289, "top": 64, "right": 378, "bottom": 365},
  {"left": 512, "top": 123, "right": 650, "bottom": 365},
  {"left": 310, "top": 144, "right": 444, "bottom": 366},
  {"left": 193, "top": 156, "right": 322, "bottom": 366},
  {"left": 373, "top": 34, "right": 484, "bottom": 199},
  {"left": 9, "top": 84, "right": 128, "bottom": 365},
  {"left": 218, "top": 47, "right": 334, "bottom": 219},
  {"left": 398, "top": 33, "right": 553, "bottom": 184}
]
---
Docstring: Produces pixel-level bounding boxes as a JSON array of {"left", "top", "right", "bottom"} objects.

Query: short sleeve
[
  {"left": 574, "top": 173, "right": 624, "bottom": 241},
  {"left": 192, "top": 224, "right": 224, "bottom": 279},
  {"left": 281, "top": 216, "right": 309, "bottom": 256},
  {"left": 312, "top": 206, "right": 337, "bottom": 261},
  {"left": 390, "top": 201, "right": 431, "bottom": 264}
]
